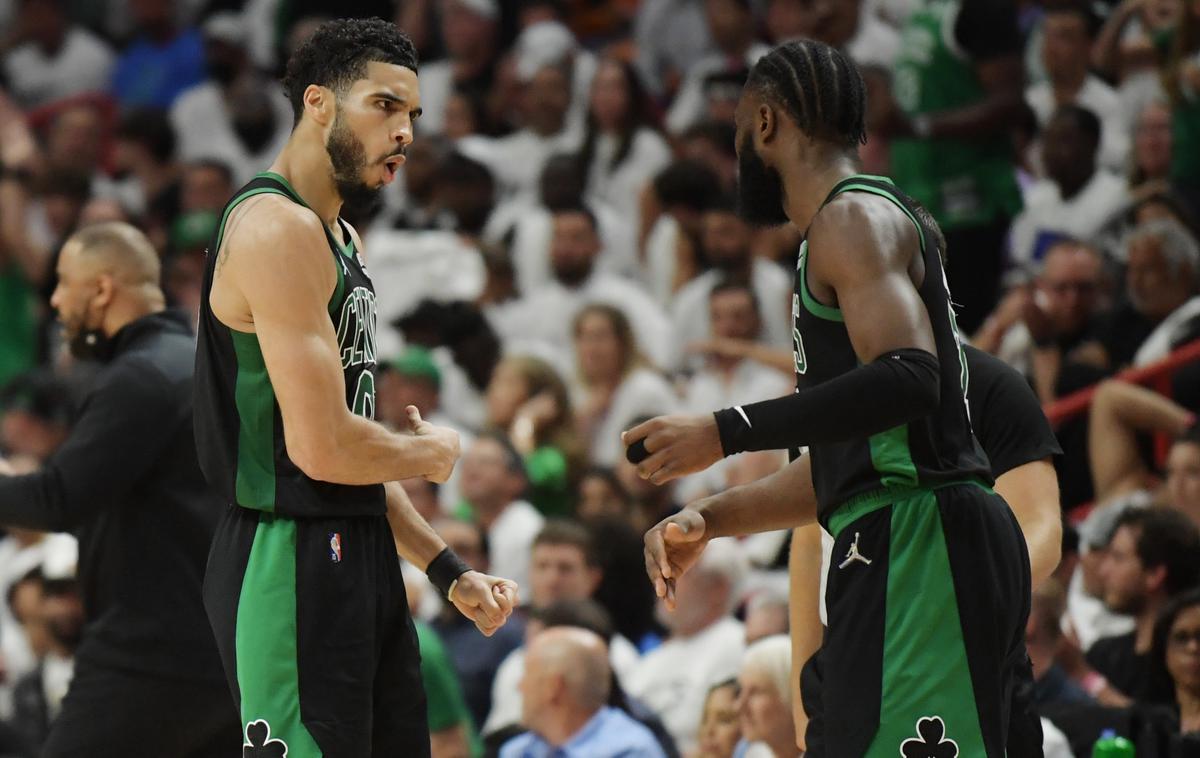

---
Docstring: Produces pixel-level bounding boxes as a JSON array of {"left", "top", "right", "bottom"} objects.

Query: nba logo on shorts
[{"left": 329, "top": 532, "right": 342, "bottom": 563}]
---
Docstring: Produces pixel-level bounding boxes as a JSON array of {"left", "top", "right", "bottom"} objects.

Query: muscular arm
[
  {"left": 995, "top": 459, "right": 1062, "bottom": 586},
  {"left": 219, "top": 197, "right": 456, "bottom": 485},
  {"left": 1088, "top": 380, "right": 1194, "bottom": 503}
]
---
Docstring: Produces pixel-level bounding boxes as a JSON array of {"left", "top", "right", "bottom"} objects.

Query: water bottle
[{"left": 1092, "top": 728, "right": 1135, "bottom": 757}]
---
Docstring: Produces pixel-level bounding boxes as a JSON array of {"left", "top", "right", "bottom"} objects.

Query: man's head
[
  {"left": 520, "top": 627, "right": 611, "bottom": 742},
  {"left": 378, "top": 346, "right": 442, "bottom": 425},
  {"left": 433, "top": 518, "right": 488, "bottom": 573},
  {"left": 765, "top": 0, "right": 861, "bottom": 47},
  {"left": 706, "top": 0, "right": 755, "bottom": 54},
  {"left": 1025, "top": 578, "right": 1067, "bottom": 677},
  {"left": 735, "top": 40, "right": 866, "bottom": 227},
  {"left": 550, "top": 206, "right": 601, "bottom": 287},
  {"left": 181, "top": 160, "right": 234, "bottom": 212},
  {"left": 702, "top": 199, "right": 754, "bottom": 273},
  {"left": 114, "top": 107, "right": 177, "bottom": 176},
  {"left": 653, "top": 160, "right": 723, "bottom": 236},
  {"left": 459, "top": 433, "right": 528, "bottom": 514},
  {"left": 1125, "top": 218, "right": 1200, "bottom": 321},
  {"left": 743, "top": 584, "right": 789, "bottom": 644},
  {"left": 0, "top": 371, "right": 71, "bottom": 462},
  {"left": 1167, "top": 426, "right": 1200, "bottom": 519},
  {"left": 129, "top": 0, "right": 172, "bottom": 35},
  {"left": 1041, "top": 2, "right": 1095, "bottom": 86},
  {"left": 710, "top": 278, "right": 762, "bottom": 342},
  {"left": 432, "top": 152, "right": 495, "bottom": 236},
  {"left": 18, "top": 0, "right": 66, "bottom": 52},
  {"left": 50, "top": 222, "right": 165, "bottom": 361},
  {"left": 736, "top": 634, "right": 794, "bottom": 747},
  {"left": 1101, "top": 507, "right": 1200, "bottom": 616},
  {"left": 441, "top": 0, "right": 499, "bottom": 61},
  {"left": 1042, "top": 105, "right": 1100, "bottom": 199},
  {"left": 1037, "top": 241, "right": 1104, "bottom": 336},
  {"left": 662, "top": 537, "right": 747, "bottom": 637},
  {"left": 202, "top": 12, "right": 250, "bottom": 87},
  {"left": 530, "top": 520, "right": 602, "bottom": 608},
  {"left": 1135, "top": 100, "right": 1173, "bottom": 181},
  {"left": 524, "top": 64, "right": 572, "bottom": 137},
  {"left": 283, "top": 18, "right": 421, "bottom": 210}
]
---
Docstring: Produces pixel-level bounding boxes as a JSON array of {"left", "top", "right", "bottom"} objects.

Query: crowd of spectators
[{"left": 4, "top": 0, "right": 1200, "bottom": 756}]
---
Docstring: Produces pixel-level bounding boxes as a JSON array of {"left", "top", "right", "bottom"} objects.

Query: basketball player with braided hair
[{"left": 625, "top": 39, "right": 1031, "bottom": 757}]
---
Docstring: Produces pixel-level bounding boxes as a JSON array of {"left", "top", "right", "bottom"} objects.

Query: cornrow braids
[{"left": 746, "top": 39, "right": 867, "bottom": 150}]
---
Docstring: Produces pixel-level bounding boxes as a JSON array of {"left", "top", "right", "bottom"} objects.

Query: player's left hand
[
  {"left": 623, "top": 414, "right": 723, "bottom": 485},
  {"left": 449, "top": 571, "right": 518, "bottom": 637}
]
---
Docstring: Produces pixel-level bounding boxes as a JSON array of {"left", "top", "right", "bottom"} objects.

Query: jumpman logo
[{"left": 838, "top": 532, "right": 873, "bottom": 569}]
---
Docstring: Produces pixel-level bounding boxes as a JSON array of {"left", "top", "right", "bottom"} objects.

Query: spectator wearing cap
[
  {"left": 169, "top": 12, "right": 293, "bottom": 186},
  {"left": 406, "top": 0, "right": 500, "bottom": 137},
  {"left": 1009, "top": 106, "right": 1130, "bottom": 272},
  {"left": 1026, "top": 3, "right": 1129, "bottom": 173},
  {"left": 666, "top": 0, "right": 769, "bottom": 136},
  {"left": 109, "top": 0, "right": 206, "bottom": 109},
  {"left": 2, "top": 0, "right": 115, "bottom": 108},
  {"left": 1088, "top": 508, "right": 1200, "bottom": 703}
]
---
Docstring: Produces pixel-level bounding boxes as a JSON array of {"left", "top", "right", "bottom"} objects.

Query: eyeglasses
[{"left": 1169, "top": 629, "right": 1200, "bottom": 648}]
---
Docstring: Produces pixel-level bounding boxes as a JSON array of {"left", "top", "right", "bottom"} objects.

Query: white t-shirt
[
  {"left": 575, "top": 368, "right": 680, "bottom": 467},
  {"left": 1009, "top": 171, "right": 1130, "bottom": 272},
  {"left": 3, "top": 28, "right": 114, "bottom": 107},
  {"left": 486, "top": 500, "right": 546, "bottom": 598},
  {"left": 1025, "top": 76, "right": 1131, "bottom": 174},
  {"left": 484, "top": 633, "right": 642, "bottom": 734},
  {"left": 1133, "top": 296, "right": 1200, "bottom": 367},
  {"left": 170, "top": 81, "right": 294, "bottom": 185},
  {"left": 624, "top": 616, "right": 746, "bottom": 755},
  {"left": 457, "top": 127, "right": 584, "bottom": 207},
  {"left": 846, "top": 11, "right": 902, "bottom": 68},
  {"left": 501, "top": 203, "right": 638, "bottom": 296},
  {"left": 668, "top": 261, "right": 793, "bottom": 371},
  {"left": 585, "top": 128, "right": 673, "bottom": 242}
]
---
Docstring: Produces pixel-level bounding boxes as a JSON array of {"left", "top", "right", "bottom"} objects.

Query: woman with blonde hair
[{"left": 735, "top": 635, "right": 799, "bottom": 758}]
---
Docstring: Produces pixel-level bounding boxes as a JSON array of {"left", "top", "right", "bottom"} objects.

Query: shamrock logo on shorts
[
  {"left": 900, "top": 716, "right": 959, "bottom": 758},
  {"left": 243, "top": 719, "right": 289, "bottom": 758}
]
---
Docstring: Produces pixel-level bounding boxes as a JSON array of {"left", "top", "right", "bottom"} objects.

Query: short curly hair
[{"left": 283, "top": 17, "right": 418, "bottom": 124}]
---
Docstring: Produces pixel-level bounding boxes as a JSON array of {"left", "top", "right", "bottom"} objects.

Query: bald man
[
  {"left": 0, "top": 222, "right": 239, "bottom": 756},
  {"left": 501, "top": 627, "right": 667, "bottom": 758}
]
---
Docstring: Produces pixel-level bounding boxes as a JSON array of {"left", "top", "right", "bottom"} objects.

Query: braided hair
[{"left": 745, "top": 39, "right": 867, "bottom": 150}]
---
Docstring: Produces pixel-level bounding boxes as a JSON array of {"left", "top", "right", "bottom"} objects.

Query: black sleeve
[
  {"left": 955, "top": 0, "right": 1022, "bottom": 61},
  {"left": 0, "top": 358, "right": 178, "bottom": 531},
  {"left": 964, "top": 345, "right": 1062, "bottom": 477},
  {"left": 715, "top": 348, "right": 940, "bottom": 455}
]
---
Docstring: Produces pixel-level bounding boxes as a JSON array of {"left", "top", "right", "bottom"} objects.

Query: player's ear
[
  {"left": 757, "top": 102, "right": 778, "bottom": 147},
  {"left": 303, "top": 84, "right": 335, "bottom": 126}
]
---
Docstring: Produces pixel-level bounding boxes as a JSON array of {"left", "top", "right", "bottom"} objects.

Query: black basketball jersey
[
  {"left": 791, "top": 175, "right": 992, "bottom": 521},
  {"left": 194, "top": 172, "right": 385, "bottom": 517}
]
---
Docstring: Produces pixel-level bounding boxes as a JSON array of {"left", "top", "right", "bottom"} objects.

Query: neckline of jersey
[{"left": 256, "top": 171, "right": 356, "bottom": 259}]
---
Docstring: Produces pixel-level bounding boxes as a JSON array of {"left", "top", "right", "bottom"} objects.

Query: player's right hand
[
  {"left": 644, "top": 508, "right": 709, "bottom": 611},
  {"left": 405, "top": 406, "right": 460, "bottom": 484}
]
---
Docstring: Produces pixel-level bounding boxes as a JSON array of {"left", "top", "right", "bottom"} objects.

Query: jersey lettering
[{"left": 336, "top": 287, "right": 377, "bottom": 369}]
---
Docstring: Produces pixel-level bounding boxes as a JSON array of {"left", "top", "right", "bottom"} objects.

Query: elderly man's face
[{"left": 1127, "top": 235, "right": 1195, "bottom": 320}]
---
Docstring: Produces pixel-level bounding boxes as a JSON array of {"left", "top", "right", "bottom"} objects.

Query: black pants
[
  {"left": 943, "top": 218, "right": 1012, "bottom": 336},
  {"left": 40, "top": 659, "right": 239, "bottom": 757},
  {"left": 203, "top": 506, "right": 429, "bottom": 758}
]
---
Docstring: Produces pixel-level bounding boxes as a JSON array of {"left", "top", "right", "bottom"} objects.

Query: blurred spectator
[
  {"left": 2, "top": 0, "right": 114, "bottom": 108},
  {"left": 1067, "top": 499, "right": 1140, "bottom": 655},
  {"left": 766, "top": 0, "right": 900, "bottom": 69},
  {"left": 1026, "top": 2, "right": 1129, "bottom": 173},
  {"left": 179, "top": 159, "right": 233, "bottom": 213},
  {"left": 11, "top": 566, "right": 80, "bottom": 756},
  {"left": 615, "top": 416, "right": 683, "bottom": 532},
  {"left": 874, "top": 0, "right": 1026, "bottom": 333},
  {"left": 416, "top": 619, "right": 483, "bottom": 758},
  {"left": 742, "top": 585, "right": 789, "bottom": 646},
  {"left": 484, "top": 355, "right": 583, "bottom": 518},
  {"left": 1089, "top": 507, "right": 1200, "bottom": 702},
  {"left": 111, "top": 108, "right": 181, "bottom": 239},
  {"left": 1027, "top": 578, "right": 1093, "bottom": 707},
  {"left": 976, "top": 240, "right": 1107, "bottom": 400},
  {"left": 666, "top": 0, "right": 767, "bottom": 135},
  {"left": 509, "top": 20, "right": 597, "bottom": 140},
  {"left": 679, "top": 121, "right": 739, "bottom": 193},
  {"left": 696, "top": 680, "right": 741, "bottom": 758},
  {"left": 579, "top": 58, "right": 671, "bottom": 245},
  {"left": 669, "top": 200, "right": 792, "bottom": 370},
  {"left": 378, "top": 135, "right": 449, "bottom": 232},
  {"left": 416, "top": 0, "right": 501, "bottom": 137},
  {"left": 733, "top": 635, "right": 795, "bottom": 758},
  {"left": 1131, "top": 100, "right": 1174, "bottom": 189},
  {"left": 170, "top": 12, "right": 293, "bottom": 186},
  {"left": 431, "top": 518, "right": 526, "bottom": 732},
  {"left": 1158, "top": 0, "right": 1200, "bottom": 202},
  {"left": 0, "top": 371, "right": 70, "bottom": 465},
  {"left": 457, "top": 432, "right": 544, "bottom": 594},
  {"left": 500, "top": 626, "right": 666, "bottom": 758},
  {"left": 1149, "top": 588, "right": 1200, "bottom": 736},
  {"left": 634, "top": 0, "right": 715, "bottom": 97},
  {"left": 643, "top": 160, "right": 724, "bottom": 305},
  {"left": 584, "top": 515, "right": 664, "bottom": 653},
  {"left": 491, "top": 207, "right": 672, "bottom": 373},
  {"left": 625, "top": 537, "right": 748, "bottom": 754},
  {"left": 109, "top": 0, "right": 206, "bottom": 109},
  {"left": 571, "top": 304, "right": 678, "bottom": 467},
  {"left": 575, "top": 467, "right": 634, "bottom": 524},
  {"left": 1009, "top": 105, "right": 1130, "bottom": 272}
]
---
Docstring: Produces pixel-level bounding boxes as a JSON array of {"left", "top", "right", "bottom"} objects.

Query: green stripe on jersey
[
  {"left": 232, "top": 331, "right": 277, "bottom": 510},
  {"left": 798, "top": 241, "right": 844, "bottom": 322},
  {"left": 868, "top": 491, "right": 985, "bottom": 757},
  {"left": 235, "top": 516, "right": 322, "bottom": 757}
]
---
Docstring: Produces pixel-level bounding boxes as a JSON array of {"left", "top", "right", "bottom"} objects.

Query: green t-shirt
[
  {"left": 0, "top": 263, "right": 38, "bottom": 389},
  {"left": 888, "top": 0, "right": 1022, "bottom": 229},
  {"left": 415, "top": 622, "right": 483, "bottom": 757},
  {"left": 1153, "top": 28, "right": 1200, "bottom": 186}
]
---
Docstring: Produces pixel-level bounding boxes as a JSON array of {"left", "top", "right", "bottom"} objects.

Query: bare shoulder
[{"left": 807, "top": 192, "right": 919, "bottom": 275}]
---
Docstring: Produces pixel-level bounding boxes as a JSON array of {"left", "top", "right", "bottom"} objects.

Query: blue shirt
[
  {"left": 110, "top": 28, "right": 205, "bottom": 108},
  {"left": 500, "top": 707, "right": 667, "bottom": 758}
]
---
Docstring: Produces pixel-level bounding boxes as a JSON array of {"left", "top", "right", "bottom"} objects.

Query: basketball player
[
  {"left": 194, "top": 19, "right": 517, "bottom": 757},
  {"left": 624, "top": 39, "right": 1030, "bottom": 756}
]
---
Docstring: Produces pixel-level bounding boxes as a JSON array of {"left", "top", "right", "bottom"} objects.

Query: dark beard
[
  {"left": 736, "top": 134, "right": 790, "bottom": 227},
  {"left": 553, "top": 259, "right": 593, "bottom": 287},
  {"left": 327, "top": 112, "right": 383, "bottom": 215}
]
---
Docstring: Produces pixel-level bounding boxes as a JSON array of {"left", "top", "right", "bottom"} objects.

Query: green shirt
[
  {"left": 0, "top": 263, "right": 38, "bottom": 389},
  {"left": 524, "top": 445, "right": 571, "bottom": 518},
  {"left": 1153, "top": 27, "right": 1200, "bottom": 186},
  {"left": 888, "top": 0, "right": 1022, "bottom": 229},
  {"left": 416, "top": 622, "right": 483, "bottom": 757}
]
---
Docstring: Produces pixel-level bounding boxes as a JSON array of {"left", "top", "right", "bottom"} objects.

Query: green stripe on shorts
[
  {"left": 236, "top": 515, "right": 322, "bottom": 757},
  {"left": 866, "top": 490, "right": 985, "bottom": 757}
]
